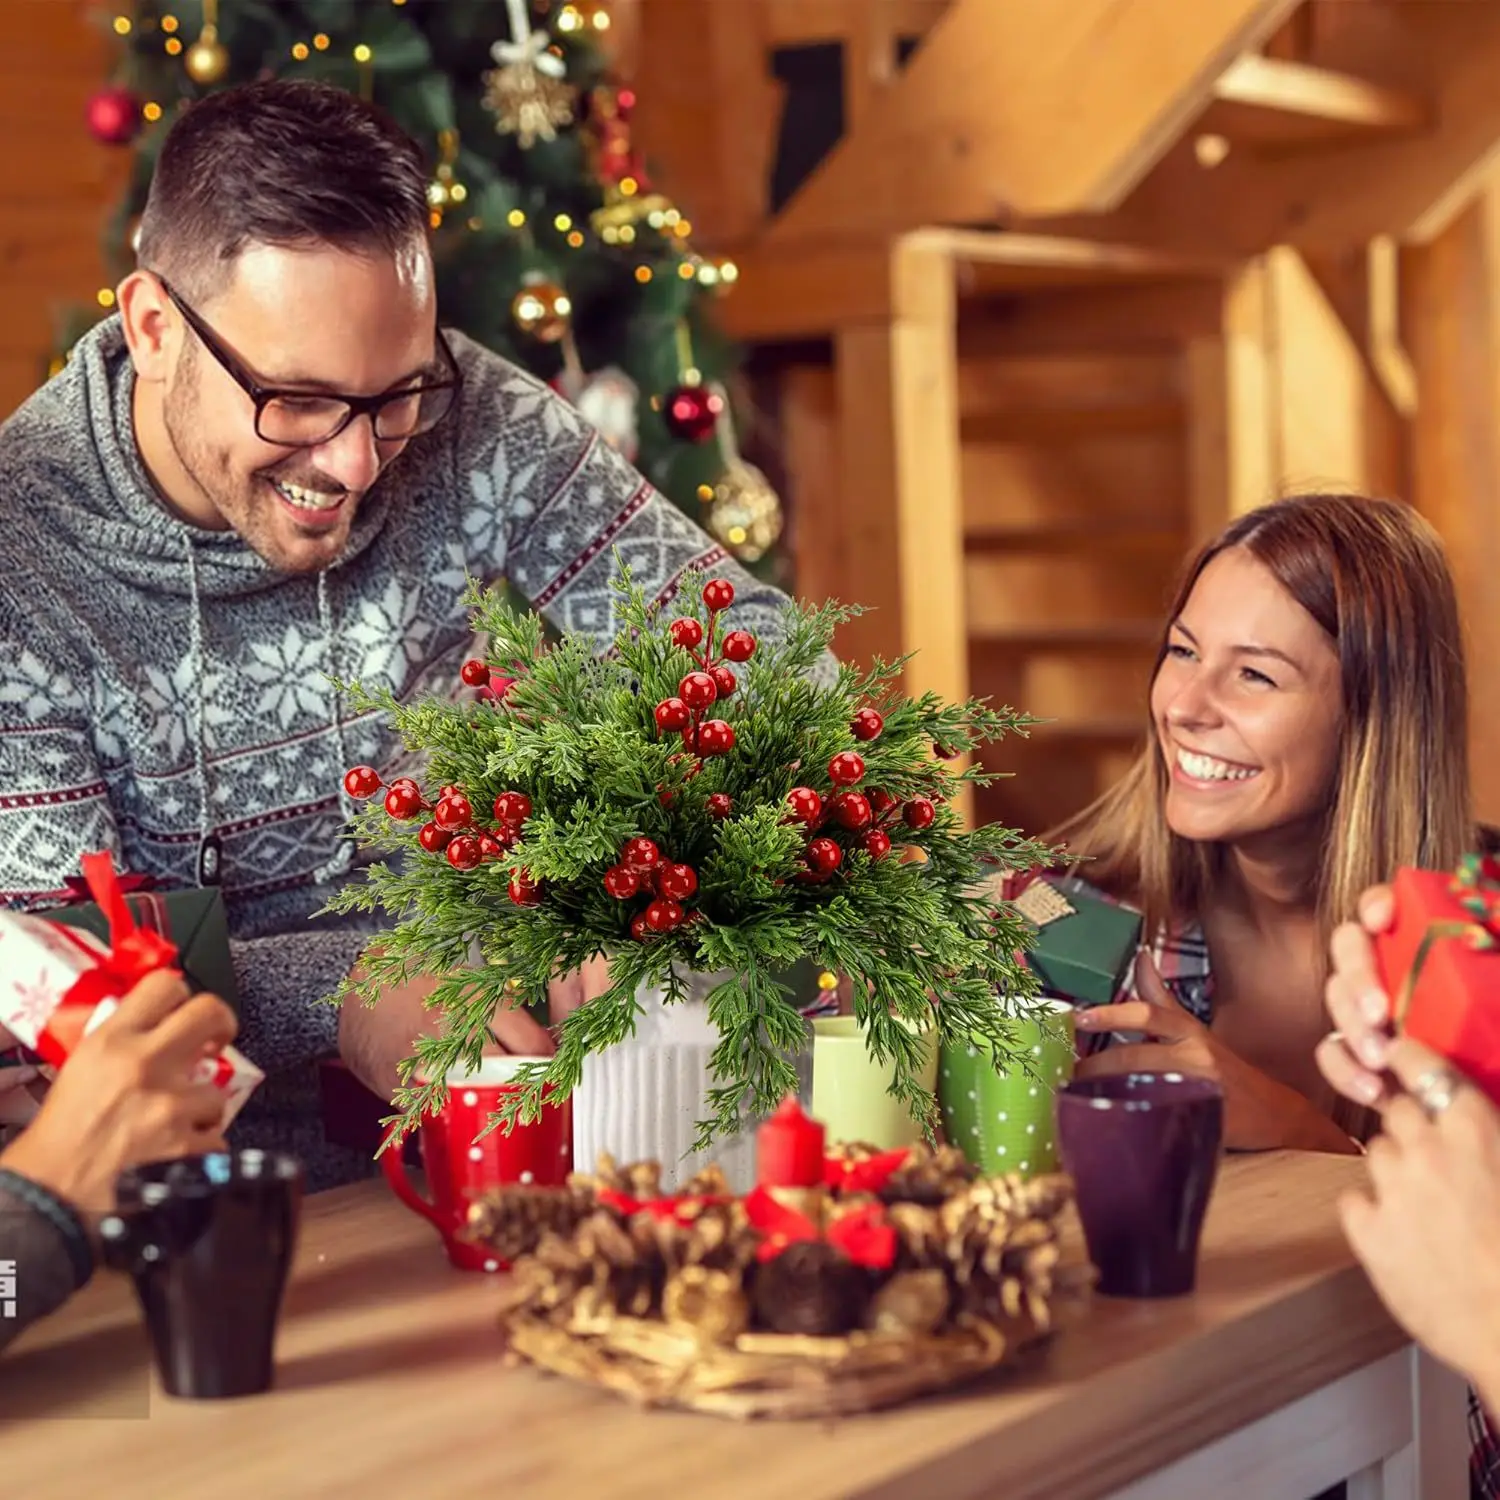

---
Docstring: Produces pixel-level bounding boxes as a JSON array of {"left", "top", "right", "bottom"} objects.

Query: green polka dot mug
[{"left": 937, "top": 998, "right": 1076, "bottom": 1179}]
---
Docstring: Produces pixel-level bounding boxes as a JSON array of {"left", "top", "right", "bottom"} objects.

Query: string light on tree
[
  {"left": 426, "top": 129, "right": 469, "bottom": 228},
  {"left": 183, "top": 0, "right": 229, "bottom": 85},
  {"left": 483, "top": 0, "right": 577, "bottom": 148}
]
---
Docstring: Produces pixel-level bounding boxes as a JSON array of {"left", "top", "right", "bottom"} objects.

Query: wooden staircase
[{"left": 628, "top": 0, "right": 1500, "bottom": 830}]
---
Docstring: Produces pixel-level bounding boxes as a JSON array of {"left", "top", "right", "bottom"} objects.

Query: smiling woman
[{"left": 1045, "top": 492, "right": 1474, "bottom": 1153}]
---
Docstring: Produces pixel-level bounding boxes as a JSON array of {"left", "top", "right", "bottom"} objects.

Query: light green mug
[
  {"left": 810, "top": 1015, "right": 938, "bottom": 1150},
  {"left": 937, "top": 998, "right": 1076, "bottom": 1178}
]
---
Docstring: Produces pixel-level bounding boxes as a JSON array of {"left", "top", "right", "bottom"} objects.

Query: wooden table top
[{"left": 0, "top": 1151, "right": 1404, "bottom": 1500}]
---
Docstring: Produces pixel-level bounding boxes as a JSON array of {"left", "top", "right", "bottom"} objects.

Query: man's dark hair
[{"left": 136, "top": 79, "right": 430, "bottom": 301}]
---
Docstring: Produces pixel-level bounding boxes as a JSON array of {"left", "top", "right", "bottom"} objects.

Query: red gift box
[{"left": 1375, "top": 855, "right": 1500, "bottom": 1104}]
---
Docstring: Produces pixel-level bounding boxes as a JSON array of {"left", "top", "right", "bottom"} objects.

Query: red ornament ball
[
  {"left": 418, "top": 822, "right": 452, "bottom": 853},
  {"left": 663, "top": 384, "right": 724, "bottom": 442},
  {"left": 87, "top": 86, "right": 141, "bottom": 146},
  {"left": 433, "top": 793, "right": 473, "bottom": 831},
  {"left": 654, "top": 697, "right": 689, "bottom": 733},
  {"left": 697, "top": 720, "right": 735, "bottom": 756},
  {"left": 343, "top": 765, "right": 382, "bottom": 800},
  {"left": 707, "top": 793, "right": 733, "bottom": 818},
  {"left": 445, "top": 835, "right": 482, "bottom": 871},
  {"left": 604, "top": 865, "right": 639, "bottom": 900},
  {"left": 460, "top": 659, "right": 490, "bottom": 688},
  {"left": 492, "top": 791, "right": 532, "bottom": 825},
  {"left": 645, "top": 897, "right": 685, "bottom": 932},
  {"left": 702, "top": 578, "right": 735, "bottom": 613},
  {"left": 631, "top": 912, "right": 652, "bottom": 942},
  {"left": 786, "top": 786, "right": 823, "bottom": 825},
  {"left": 679, "top": 671, "right": 717, "bottom": 709},
  {"left": 509, "top": 871, "right": 543, "bottom": 906},
  {"left": 622, "top": 837, "right": 661, "bottom": 872},
  {"left": 670, "top": 618, "right": 704, "bottom": 650},
  {"left": 478, "top": 832, "right": 505, "bottom": 860},
  {"left": 862, "top": 828, "right": 893, "bottom": 861},
  {"left": 658, "top": 862, "right": 698, "bottom": 901},
  {"left": 828, "top": 751, "right": 866, "bottom": 786},
  {"left": 903, "top": 797, "right": 936, "bottom": 829},
  {"left": 851, "top": 708, "right": 884, "bottom": 741},
  {"left": 384, "top": 783, "right": 424, "bottom": 821},
  {"left": 805, "top": 838, "right": 843, "bottom": 875},
  {"left": 833, "top": 791, "right": 873, "bottom": 830},
  {"left": 709, "top": 665, "right": 736, "bottom": 699},
  {"left": 721, "top": 630, "right": 756, "bottom": 663}
]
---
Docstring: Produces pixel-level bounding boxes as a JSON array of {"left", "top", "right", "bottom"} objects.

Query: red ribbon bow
[
  {"left": 35, "top": 870, "right": 159, "bottom": 907},
  {"left": 595, "top": 1188, "right": 732, "bottom": 1223},
  {"left": 35, "top": 853, "right": 179, "bottom": 1068},
  {"left": 742, "top": 1185, "right": 897, "bottom": 1269},
  {"left": 823, "top": 1147, "right": 910, "bottom": 1196}
]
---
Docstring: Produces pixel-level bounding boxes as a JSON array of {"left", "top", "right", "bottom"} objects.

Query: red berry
[
  {"left": 631, "top": 912, "right": 652, "bottom": 941},
  {"left": 445, "top": 835, "right": 482, "bottom": 871},
  {"left": 385, "top": 783, "right": 424, "bottom": 821},
  {"left": 903, "top": 797, "right": 936, "bottom": 829},
  {"left": 508, "top": 871, "right": 542, "bottom": 906},
  {"left": 707, "top": 793, "right": 733, "bottom": 818},
  {"left": 492, "top": 791, "right": 532, "bottom": 825},
  {"left": 645, "top": 897, "right": 685, "bottom": 932},
  {"left": 680, "top": 724, "right": 699, "bottom": 754},
  {"left": 434, "top": 794, "right": 473, "bottom": 831},
  {"left": 670, "top": 618, "right": 704, "bottom": 649},
  {"left": 655, "top": 697, "right": 690, "bottom": 733},
  {"left": 490, "top": 823, "right": 520, "bottom": 851},
  {"left": 828, "top": 751, "right": 866, "bottom": 786},
  {"left": 679, "top": 671, "right": 717, "bottom": 709},
  {"left": 604, "top": 865, "right": 639, "bottom": 900},
  {"left": 343, "top": 765, "right": 382, "bottom": 799},
  {"left": 478, "top": 833, "right": 504, "bottom": 859},
  {"left": 862, "top": 828, "right": 893, "bottom": 860},
  {"left": 833, "top": 791, "right": 873, "bottom": 830},
  {"left": 710, "top": 665, "right": 736, "bottom": 698},
  {"left": 659, "top": 863, "right": 698, "bottom": 901},
  {"left": 622, "top": 837, "right": 661, "bottom": 872},
  {"left": 851, "top": 708, "right": 884, "bottom": 741},
  {"left": 786, "top": 787, "right": 823, "bottom": 825},
  {"left": 869, "top": 788, "right": 896, "bottom": 818},
  {"left": 806, "top": 837, "right": 843, "bottom": 875},
  {"left": 418, "top": 822, "right": 452, "bottom": 853},
  {"left": 721, "top": 630, "right": 756, "bottom": 663},
  {"left": 702, "top": 578, "right": 735, "bottom": 613},
  {"left": 440, "top": 784, "right": 464, "bottom": 799},
  {"left": 697, "top": 719, "right": 735, "bottom": 756},
  {"left": 460, "top": 659, "right": 490, "bottom": 688}
]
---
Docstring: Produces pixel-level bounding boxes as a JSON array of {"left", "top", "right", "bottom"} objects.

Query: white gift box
[{"left": 0, "top": 908, "right": 262, "bottom": 1129}]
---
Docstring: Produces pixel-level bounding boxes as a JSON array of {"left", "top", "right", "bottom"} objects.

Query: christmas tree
[{"left": 64, "top": 0, "right": 784, "bottom": 575}]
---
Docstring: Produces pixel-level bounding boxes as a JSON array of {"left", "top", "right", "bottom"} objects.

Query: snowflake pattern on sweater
[{"left": 0, "top": 318, "right": 817, "bottom": 1190}]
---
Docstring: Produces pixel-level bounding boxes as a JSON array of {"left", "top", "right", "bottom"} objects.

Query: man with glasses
[{"left": 0, "top": 80, "right": 808, "bottom": 1189}]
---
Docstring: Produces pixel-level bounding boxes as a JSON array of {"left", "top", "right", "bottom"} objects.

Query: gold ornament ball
[
  {"left": 707, "top": 461, "right": 784, "bottom": 563},
  {"left": 184, "top": 32, "right": 230, "bottom": 86},
  {"left": 511, "top": 280, "right": 572, "bottom": 343}
]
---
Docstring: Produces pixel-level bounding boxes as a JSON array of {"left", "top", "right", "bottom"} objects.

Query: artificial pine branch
[{"left": 323, "top": 556, "right": 1059, "bottom": 1152}]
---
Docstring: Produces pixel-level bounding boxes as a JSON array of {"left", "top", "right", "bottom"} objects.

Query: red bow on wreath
[
  {"left": 595, "top": 1188, "right": 732, "bottom": 1224},
  {"left": 823, "top": 1147, "right": 910, "bottom": 1196},
  {"left": 34, "top": 853, "right": 179, "bottom": 1068},
  {"left": 742, "top": 1185, "right": 897, "bottom": 1269}
]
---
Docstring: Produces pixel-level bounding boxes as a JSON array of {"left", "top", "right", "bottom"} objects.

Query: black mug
[{"left": 100, "top": 1150, "right": 303, "bottom": 1399}]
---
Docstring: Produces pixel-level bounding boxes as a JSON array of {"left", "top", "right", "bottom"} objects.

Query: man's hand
[
  {"left": 0, "top": 972, "right": 236, "bottom": 1215},
  {"left": 1316, "top": 883, "right": 1397, "bottom": 1109},
  {"left": 1339, "top": 1038, "right": 1500, "bottom": 1407}
]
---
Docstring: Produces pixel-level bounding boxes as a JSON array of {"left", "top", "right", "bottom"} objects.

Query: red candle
[{"left": 756, "top": 1096, "right": 826, "bottom": 1187}]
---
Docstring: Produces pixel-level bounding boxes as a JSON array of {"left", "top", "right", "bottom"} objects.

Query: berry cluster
[
  {"left": 342, "top": 767, "right": 542, "bottom": 905},
  {"left": 781, "top": 709, "right": 937, "bottom": 883},
  {"left": 602, "top": 837, "right": 703, "bottom": 941},
  {"left": 459, "top": 657, "right": 518, "bottom": 706},
  {"left": 653, "top": 578, "right": 756, "bottom": 766}
]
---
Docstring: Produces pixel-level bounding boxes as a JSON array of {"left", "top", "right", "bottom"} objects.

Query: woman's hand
[
  {"left": 1339, "top": 1038, "right": 1500, "bottom": 1408},
  {"left": 1075, "top": 952, "right": 1357, "bottom": 1153},
  {"left": 0, "top": 971, "right": 237, "bottom": 1215},
  {"left": 1316, "top": 883, "right": 1397, "bottom": 1109}
]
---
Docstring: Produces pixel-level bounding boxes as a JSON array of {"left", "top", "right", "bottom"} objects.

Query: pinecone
[
  {"left": 662, "top": 1265, "right": 751, "bottom": 1344},
  {"left": 567, "top": 1150, "right": 664, "bottom": 1201},
  {"left": 466, "top": 1183, "right": 595, "bottom": 1263},
  {"left": 878, "top": 1141, "right": 978, "bottom": 1205},
  {"left": 654, "top": 1199, "right": 760, "bottom": 1278},
  {"left": 751, "top": 1241, "right": 872, "bottom": 1336}
]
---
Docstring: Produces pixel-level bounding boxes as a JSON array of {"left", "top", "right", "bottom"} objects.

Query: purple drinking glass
[{"left": 1056, "top": 1072, "right": 1225, "bottom": 1298}]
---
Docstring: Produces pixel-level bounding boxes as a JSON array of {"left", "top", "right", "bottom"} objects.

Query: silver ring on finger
[{"left": 1412, "top": 1064, "right": 1462, "bottom": 1120}]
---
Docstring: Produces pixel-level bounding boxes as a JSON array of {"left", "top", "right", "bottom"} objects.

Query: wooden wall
[{"left": 0, "top": 0, "right": 125, "bottom": 420}]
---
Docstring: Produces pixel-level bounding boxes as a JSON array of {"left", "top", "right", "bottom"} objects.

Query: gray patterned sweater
[{"left": 0, "top": 317, "right": 799, "bottom": 1191}]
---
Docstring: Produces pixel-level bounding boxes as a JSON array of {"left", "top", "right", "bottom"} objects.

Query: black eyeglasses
[{"left": 153, "top": 275, "right": 461, "bottom": 448}]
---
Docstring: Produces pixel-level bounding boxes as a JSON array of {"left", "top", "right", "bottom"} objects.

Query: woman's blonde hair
[{"left": 1049, "top": 493, "right": 1473, "bottom": 941}]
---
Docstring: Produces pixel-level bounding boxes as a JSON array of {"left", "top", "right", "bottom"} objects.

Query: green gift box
[
  {"left": 46, "top": 886, "right": 240, "bottom": 1011},
  {"left": 1016, "top": 876, "right": 1141, "bottom": 1008}
]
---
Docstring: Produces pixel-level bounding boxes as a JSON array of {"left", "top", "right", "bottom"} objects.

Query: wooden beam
[
  {"left": 764, "top": 0, "right": 1304, "bottom": 241},
  {"left": 761, "top": 0, "right": 950, "bottom": 47},
  {"left": 1406, "top": 182, "right": 1500, "bottom": 825}
]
